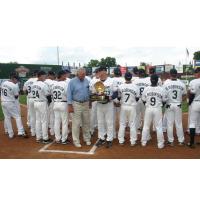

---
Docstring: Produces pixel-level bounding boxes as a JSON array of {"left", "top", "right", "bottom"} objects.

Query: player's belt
[
  {"left": 34, "top": 100, "right": 46, "bottom": 102},
  {"left": 74, "top": 100, "right": 89, "bottom": 103}
]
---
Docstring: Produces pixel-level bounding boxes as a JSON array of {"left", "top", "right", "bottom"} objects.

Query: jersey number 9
[{"left": 150, "top": 97, "right": 156, "bottom": 106}]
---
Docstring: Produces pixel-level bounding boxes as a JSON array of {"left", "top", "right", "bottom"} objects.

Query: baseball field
[{"left": 0, "top": 97, "right": 199, "bottom": 159}]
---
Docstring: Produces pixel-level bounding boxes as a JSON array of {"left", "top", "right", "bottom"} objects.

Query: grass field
[
  {"left": 19, "top": 95, "right": 27, "bottom": 105},
  {"left": 0, "top": 103, "right": 3, "bottom": 121}
]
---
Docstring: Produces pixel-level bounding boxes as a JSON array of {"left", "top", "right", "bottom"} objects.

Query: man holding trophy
[{"left": 90, "top": 67, "right": 118, "bottom": 148}]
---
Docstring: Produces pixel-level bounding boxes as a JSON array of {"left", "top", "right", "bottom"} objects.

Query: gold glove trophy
[{"left": 90, "top": 81, "right": 109, "bottom": 104}]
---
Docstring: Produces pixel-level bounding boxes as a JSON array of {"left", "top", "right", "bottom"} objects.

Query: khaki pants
[{"left": 72, "top": 101, "right": 91, "bottom": 145}]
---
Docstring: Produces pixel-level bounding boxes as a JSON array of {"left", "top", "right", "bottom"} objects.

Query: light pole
[{"left": 57, "top": 46, "right": 60, "bottom": 66}]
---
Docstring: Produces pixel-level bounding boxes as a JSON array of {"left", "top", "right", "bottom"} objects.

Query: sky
[{"left": 0, "top": 46, "right": 199, "bottom": 66}]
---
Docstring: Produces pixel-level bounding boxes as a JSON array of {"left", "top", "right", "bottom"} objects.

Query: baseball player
[
  {"left": 163, "top": 69, "right": 187, "bottom": 146},
  {"left": 1, "top": 73, "right": 27, "bottom": 138},
  {"left": 118, "top": 72, "right": 140, "bottom": 146},
  {"left": 145, "top": 67, "right": 162, "bottom": 86},
  {"left": 133, "top": 69, "right": 150, "bottom": 132},
  {"left": 186, "top": 69, "right": 200, "bottom": 135},
  {"left": 89, "top": 68, "right": 100, "bottom": 135},
  {"left": 32, "top": 71, "right": 52, "bottom": 143},
  {"left": 45, "top": 71, "right": 56, "bottom": 136},
  {"left": 112, "top": 67, "right": 125, "bottom": 138},
  {"left": 141, "top": 74, "right": 167, "bottom": 149},
  {"left": 52, "top": 70, "right": 69, "bottom": 144},
  {"left": 23, "top": 70, "right": 38, "bottom": 136},
  {"left": 187, "top": 67, "right": 200, "bottom": 148},
  {"left": 131, "top": 67, "right": 139, "bottom": 82},
  {"left": 92, "top": 67, "right": 117, "bottom": 148}
]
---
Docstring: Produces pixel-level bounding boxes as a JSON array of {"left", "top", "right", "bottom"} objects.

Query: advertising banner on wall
[
  {"left": 195, "top": 60, "right": 200, "bottom": 67},
  {"left": 164, "top": 64, "right": 174, "bottom": 72},
  {"left": 175, "top": 64, "right": 183, "bottom": 73}
]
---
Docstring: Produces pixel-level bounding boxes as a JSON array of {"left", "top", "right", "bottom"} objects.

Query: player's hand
[{"left": 68, "top": 105, "right": 74, "bottom": 113}]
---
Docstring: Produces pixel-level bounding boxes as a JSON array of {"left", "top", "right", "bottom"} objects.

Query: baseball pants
[
  {"left": 189, "top": 101, "right": 200, "bottom": 129},
  {"left": 1, "top": 101, "right": 25, "bottom": 137},
  {"left": 97, "top": 102, "right": 114, "bottom": 141},
  {"left": 26, "top": 96, "right": 30, "bottom": 126},
  {"left": 53, "top": 102, "right": 68, "bottom": 142},
  {"left": 28, "top": 98, "right": 36, "bottom": 136},
  {"left": 34, "top": 101, "right": 49, "bottom": 141},
  {"left": 166, "top": 104, "right": 184, "bottom": 143},
  {"left": 118, "top": 105, "right": 137, "bottom": 144},
  {"left": 136, "top": 99, "right": 145, "bottom": 130},
  {"left": 48, "top": 102, "right": 55, "bottom": 135},
  {"left": 90, "top": 101, "right": 98, "bottom": 134},
  {"left": 141, "top": 107, "right": 164, "bottom": 148}
]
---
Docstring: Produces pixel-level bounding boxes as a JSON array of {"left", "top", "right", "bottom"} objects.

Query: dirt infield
[{"left": 0, "top": 105, "right": 200, "bottom": 159}]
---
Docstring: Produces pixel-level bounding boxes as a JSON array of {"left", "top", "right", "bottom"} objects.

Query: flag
[{"left": 186, "top": 48, "right": 189, "bottom": 57}]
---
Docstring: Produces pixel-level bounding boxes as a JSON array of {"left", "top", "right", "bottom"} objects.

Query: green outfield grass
[
  {"left": 0, "top": 103, "right": 4, "bottom": 120},
  {"left": 182, "top": 101, "right": 188, "bottom": 113},
  {"left": 19, "top": 95, "right": 27, "bottom": 105}
]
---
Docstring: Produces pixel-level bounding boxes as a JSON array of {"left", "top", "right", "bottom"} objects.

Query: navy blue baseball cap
[{"left": 125, "top": 72, "right": 132, "bottom": 80}]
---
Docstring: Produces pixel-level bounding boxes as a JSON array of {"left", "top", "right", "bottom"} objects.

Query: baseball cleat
[
  {"left": 187, "top": 143, "right": 195, "bottom": 149},
  {"left": 42, "top": 138, "right": 53, "bottom": 144},
  {"left": 119, "top": 142, "right": 125, "bottom": 146},
  {"left": 130, "top": 142, "right": 137, "bottom": 147},
  {"left": 18, "top": 133, "right": 29, "bottom": 138},
  {"left": 36, "top": 139, "right": 43, "bottom": 143},
  {"left": 86, "top": 141, "right": 91, "bottom": 146},
  {"left": 166, "top": 141, "right": 174, "bottom": 146},
  {"left": 178, "top": 142, "right": 185, "bottom": 146},
  {"left": 74, "top": 143, "right": 82, "bottom": 148},
  {"left": 141, "top": 142, "right": 146, "bottom": 147},
  {"left": 95, "top": 139, "right": 106, "bottom": 147},
  {"left": 158, "top": 145, "right": 164, "bottom": 149},
  {"left": 106, "top": 141, "right": 112, "bottom": 148}
]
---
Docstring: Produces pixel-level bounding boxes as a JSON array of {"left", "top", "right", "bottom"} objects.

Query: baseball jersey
[
  {"left": 51, "top": 81, "right": 69, "bottom": 102},
  {"left": 133, "top": 78, "right": 150, "bottom": 97},
  {"left": 1, "top": 81, "right": 19, "bottom": 102},
  {"left": 163, "top": 79, "right": 186, "bottom": 104},
  {"left": 189, "top": 78, "right": 200, "bottom": 101},
  {"left": 118, "top": 83, "right": 140, "bottom": 106},
  {"left": 45, "top": 79, "right": 56, "bottom": 93},
  {"left": 112, "top": 77, "right": 125, "bottom": 91},
  {"left": 23, "top": 77, "right": 38, "bottom": 98},
  {"left": 145, "top": 76, "right": 162, "bottom": 86},
  {"left": 142, "top": 86, "right": 167, "bottom": 108},
  {"left": 131, "top": 76, "right": 139, "bottom": 83},
  {"left": 31, "top": 81, "right": 50, "bottom": 102}
]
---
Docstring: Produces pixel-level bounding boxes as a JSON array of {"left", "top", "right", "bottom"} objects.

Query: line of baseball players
[{"left": 1, "top": 66, "right": 200, "bottom": 149}]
